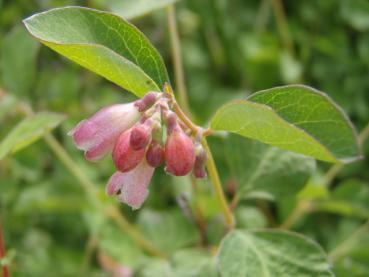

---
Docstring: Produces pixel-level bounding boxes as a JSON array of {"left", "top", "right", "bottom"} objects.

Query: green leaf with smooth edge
[
  {"left": 23, "top": 7, "right": 169, "bottom": 97},
  {"left": 218, "top": 230, "right": 334, "bottom": 277},
  {"left": 211, "top": 85, "right": 360, "bottom": 163},
  {"left": 0, "top": 112, "right": 65, "bottom": 160},
  {"left": 137, "top": 209, "right": 199, "bottom": 254},
  {"left": 108, "top": 0, "right": 181, "bottom": 20},
  {"left": 224, "top": 134, "right": 315, "bottom": 200}
]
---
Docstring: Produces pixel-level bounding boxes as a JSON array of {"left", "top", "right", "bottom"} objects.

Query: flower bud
[
  {"left": 134, "top": 92, "right": 158, "bottom": 112},
  {"left": 113, "top": 129, "right": 145, "bottom": 172},
  {"left": 146, "top": 141, "right": 164, "bottom": 167},
  {"left": 193, "top": 146, "right": 207, "bottom": 179},
  {"left": 165, "top": 128, "right": 195, "bottom": 176},
  {"left": 130, "top": 120, "right": 153, "bottom": 150}
]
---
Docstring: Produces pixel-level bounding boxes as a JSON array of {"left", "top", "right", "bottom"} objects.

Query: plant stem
[
  {"left": 279, "top": 200, "right": 313, "bottom": 229},
  {"left": 255, "top": 0, "right": 271, "bottom": 33},
  {"left": 202, "top": 138, "right": 235, "bottom": 229},
  {"left": 165, "top": 83, "right": 234, "bottom": 229},
  {"left": 80, "top": 234, "right": 97, "bottom": 275},
  {"left": 329, "top": 219, "right": 369, "bottom": 263},
  {"left": 0, "top": 222, "right": 9, "bottom": 277},
  {"left": 43, "top": 134, "right": 166, "bottom": 258},
  {"left": 270, "top": 0, "right": 295, "bottom": 57},
  {"left": 166, "top": 4, "right": 191, "bottom": 115}
]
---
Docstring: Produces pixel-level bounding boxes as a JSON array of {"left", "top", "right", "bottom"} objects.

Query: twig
[
  {"left": 279, "top": 200, "right": 313, "bottom": 230},
  {"left": 166, "top": 4, "right": 191, "bottom": 115},
  {"left": 80, "top": 235, "right": 98, "bottom": 275},
  {"left": 270, "top": 0, "right": 295, "bottom": 57},
  {"left": 202, "top": 138, "right": 235, "bottom": 229}
]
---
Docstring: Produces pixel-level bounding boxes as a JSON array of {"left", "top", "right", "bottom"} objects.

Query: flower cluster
[{"left": 69, "top": 92, "right": 207, "bottom": 209}]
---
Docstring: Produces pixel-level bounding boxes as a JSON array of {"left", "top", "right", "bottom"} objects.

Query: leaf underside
[{"left": 23, "top": 6, "right": 169, "bottom": 97}]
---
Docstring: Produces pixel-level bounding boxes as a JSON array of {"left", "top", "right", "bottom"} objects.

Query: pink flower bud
[
  {"left": 68, "top": 103, "right": 140, "bottom": 161},
  {"left": 134, "top": 92, "right": 158, "bottom": 112},
  {"left": 106, "top": 159, "right": 154, "bottom": 209},
  {"left": 113, "top": 129, "right": 145, "bottom": 172},
  {"left": 193, "top": 147, "right": 207, "bottom": 179},
  {"left": 130, "top": 120, "right": 153, "bottom": 150},
  {"left": 165, "top": 128, "right": 195, "bottom": 176},
  {"left": 146, "top": 141, "right": 164, "bottom": 167}
]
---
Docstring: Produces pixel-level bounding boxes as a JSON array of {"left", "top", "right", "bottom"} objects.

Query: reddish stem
[{"left": 0, "top": 222, "right": 9, "bottom": 277}]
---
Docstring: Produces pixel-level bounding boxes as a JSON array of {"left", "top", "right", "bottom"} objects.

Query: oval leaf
[
  {"left": 218, "top": 230, "right": 334, "bottom": 277},
  {"left": 23, "top": 7, "right": 169, "bottom": 97},
  {"left": 0, "top": 112, "right": 65, "bottom": 160},
  {"left": 210, "top": 85, "right": 360, "bottom": 163}
]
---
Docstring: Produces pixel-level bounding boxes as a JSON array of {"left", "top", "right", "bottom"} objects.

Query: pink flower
[
  {"left": 106, "top": 159, "right": 155, "bottom": 209},
  {"left": 69, "top": 103, "right": 140, "bottom": 161}
]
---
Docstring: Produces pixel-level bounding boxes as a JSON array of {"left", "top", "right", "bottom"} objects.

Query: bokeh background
[{"left": 1, "top": 0, "right": 369, "bottom": 276}]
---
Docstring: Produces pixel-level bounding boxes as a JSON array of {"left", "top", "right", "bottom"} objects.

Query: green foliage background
[{"left": 0, "top": 0, "right": 369, "bottom": 276}]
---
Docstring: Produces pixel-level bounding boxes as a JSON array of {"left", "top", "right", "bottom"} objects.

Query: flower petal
[
  {"left": 119, "top": 160, "right": 154, "bottom": 209},
  {"left": 106, "top": 160, "right": 154, "bottom": 209},
  {"left": 69, "top": 103, "right": 140, "bottom": 160}
]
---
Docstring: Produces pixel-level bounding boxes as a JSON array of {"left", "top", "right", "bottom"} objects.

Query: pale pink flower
[
  {"left": 69, "top": 103, "right": 140, "bottom": 161},
  {"left": 106, "top": 159, "right": 155, "bottom": 209}
]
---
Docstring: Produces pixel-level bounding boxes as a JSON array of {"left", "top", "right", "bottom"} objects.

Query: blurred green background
[{"left": 1, "top": 0, "right": 369, "bottom": 276}]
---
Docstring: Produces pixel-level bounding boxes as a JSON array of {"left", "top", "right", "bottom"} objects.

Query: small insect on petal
[{"left": 106, "top": 160, "right": 155, "bottom": 209}]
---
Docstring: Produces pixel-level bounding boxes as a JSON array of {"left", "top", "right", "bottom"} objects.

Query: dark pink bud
[
  {"left": 113, "top": 130, "right": 145, "bottom": 172},
  {"left": 146, "top": 141, "right": 164, "bottom": 167},
  {"left": 193, "top": 147, "right": 207, "bottom": 179},
  {"left": 165, "top": 129, "right": 195, "bottom": 176},
  {"left": 130, "top": 121, "right": 152, "bottom": 150},
  {"left": 134, "top": 92, "right": 158, "bottom": 112}
]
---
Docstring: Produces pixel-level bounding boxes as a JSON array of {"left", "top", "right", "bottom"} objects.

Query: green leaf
[
  {"left": 23, "top": 7, "right": 169, "bottom": 97},
  {"left": 137, "top": 209, "right": 199, "bottom": 254},
  {"left": 1, "top": 26, "right": 39, "bottom": 96},
  {"left": 218, "top": 230, "right": 334, "bottom": 277},
  {"left": 0, "top": 112, "right": 65, "bottom": 160},
  {"left": 108, "top": 0, "right": 181, "bottom": 20},
  {"left": 211, "top": 85, "right": 360, "bottom": 163},
  {"left": 223, "top": 134, "right": 315, "bottom": 200},
  {"left": 137, "top": 249, "right": 217, "bottom": 277}
]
